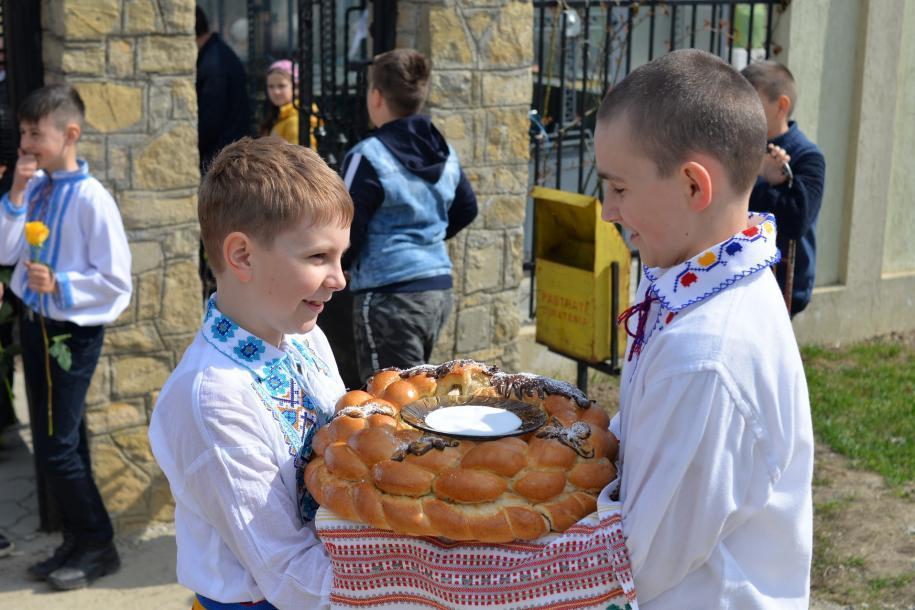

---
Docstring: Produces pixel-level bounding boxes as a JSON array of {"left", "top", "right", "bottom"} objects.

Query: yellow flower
[{"left": 25, "top": 221, "right": 50, "bottom": 248}]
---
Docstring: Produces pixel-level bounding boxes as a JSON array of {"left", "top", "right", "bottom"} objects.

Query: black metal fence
[
  {"left": 0, "top": 0, "right": 43, "bottom": 174},
  {"left": 527, "top": 0, "right": 785, "bottom": 313},
  {"left": 0, "top": 0, "right": 51, "bottom": 529},
  {"left": 530, "top": 0, "right": 783, "bottom": 195},
  {"left": 296, "top": 0, "right": 397, "bottom": 168}
]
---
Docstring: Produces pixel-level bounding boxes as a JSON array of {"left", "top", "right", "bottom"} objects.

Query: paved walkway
[{"left": 0, "top": 365, "right": 190, "bottom": 609}]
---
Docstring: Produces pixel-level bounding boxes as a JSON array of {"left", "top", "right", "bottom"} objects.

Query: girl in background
[{"left": 261, "top": 59, "right": 319, "bottom": 149}]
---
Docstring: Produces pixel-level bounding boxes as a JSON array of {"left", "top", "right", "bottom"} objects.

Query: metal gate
[
  {"left": 530, "top": 0, "right": 784, "bottom": 198},
  {"left": 199, "top": 0, "right": 397, "bottom": 169},
  {"left": 0, "top": 0, "right": 53, "bottom": 530},
  {"left": 294, "top": 0, "right": 398, "bottom": 388},
  {"left": 295, "top": 0, "right": 397, "bottom": 168},
  {"left": 526, "top": 0, "right": 785, "bottom": 388},
  {"left": 0, "top": 0, "right": 44, "bottom": 177},
  {"left": 527, "top": 0, "right": 785, "bottom": 297}
]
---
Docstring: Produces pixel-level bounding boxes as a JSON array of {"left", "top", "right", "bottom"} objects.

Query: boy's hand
[
  {"left": 760, "top": 144, "right": 791, "bottom": 186},
  {"left": 10, "top": 149, "right": 38, "bottom": 206},
  {"left": 25, "top": 261, "right": 57, "bottom": 294}
]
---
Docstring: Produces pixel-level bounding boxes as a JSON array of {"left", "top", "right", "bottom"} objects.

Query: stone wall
[
  {"left": 41, "top": 0, "right": 200, "bottom": 532},
  {"left": 398, "top": 0, "right": 533, "bottom": 370},
  {"left": 34, "top": 0, "right": 532, "bottom": 532}
]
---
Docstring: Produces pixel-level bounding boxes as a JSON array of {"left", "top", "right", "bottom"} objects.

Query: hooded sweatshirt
[{"left": 340, "top": 114, "right": 478, "bottom": 293}]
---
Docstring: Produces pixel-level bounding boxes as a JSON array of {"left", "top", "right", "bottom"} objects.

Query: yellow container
[{"left": 532, "top": 186, "right": 631, "bottom": 364}]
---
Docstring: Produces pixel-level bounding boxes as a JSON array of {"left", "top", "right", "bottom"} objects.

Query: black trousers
[
  {"left": 0, "top": 274, "right": 19, "bottom": 431},
  {"left": 352, "top": 289, "right": 452, "bottom": 385},
  {"left": 21, "top": 312, "right": 113, "bottom": 543}
]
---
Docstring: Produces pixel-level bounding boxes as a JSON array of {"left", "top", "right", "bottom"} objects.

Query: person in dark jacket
[
  {"left": 195, "top": 7, "right": 251, "bottom": 172},
  {"left": 742, "top": 61, "right": 826, "bottom": 316},
  {"left": 341, "top": 49, "right": 478, "bottom": 384}
]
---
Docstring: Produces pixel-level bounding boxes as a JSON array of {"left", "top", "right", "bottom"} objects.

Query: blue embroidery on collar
[
  {"left": 234, "top": 336, "right": 266, "bottom": 362},
  {"left": 199, "top": 295, "right": 334, "bottom": 454},
  {"left": 210, "top": 316, "right": 236, "bottom": 342}
]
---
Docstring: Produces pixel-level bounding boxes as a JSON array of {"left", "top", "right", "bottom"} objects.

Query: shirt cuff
[
  {"left": 53, "top": 271, "right": 74, "bottom": 310},
  {"left": 2, "top": 193, "right": 27, "bottom": 217}
]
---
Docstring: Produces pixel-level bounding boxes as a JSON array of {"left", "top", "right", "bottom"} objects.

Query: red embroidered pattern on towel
[{"left": 316, "top": 507, "right": 637, "bottom": 610}]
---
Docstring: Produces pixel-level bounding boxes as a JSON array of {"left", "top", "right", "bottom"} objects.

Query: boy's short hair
[
  {"left": 18, "top": 84, "right": 85, "bottom": 130},
  {"left": 741, "top": 60, "right": 797, "bottom": 117},
  {"left": 199, "top": 137, "right": 354, "bottom": 274},
  {"left": 368, "top": 48, "right": 430, "bottom": 117},
  {"left": 597, "top": 49, "right": 766, "bottom": 194}
]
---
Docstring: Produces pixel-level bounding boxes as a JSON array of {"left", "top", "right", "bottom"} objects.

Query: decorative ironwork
[{"left": 527, "top": 0, "right": 784, "bottom": 316}]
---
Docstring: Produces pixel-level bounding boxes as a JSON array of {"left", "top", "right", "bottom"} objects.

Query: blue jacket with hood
[{"left": 340, "top": 115, "right": 478, "bottom": 293}]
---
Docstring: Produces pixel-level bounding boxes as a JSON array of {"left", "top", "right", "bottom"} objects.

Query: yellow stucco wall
[
  {"left": 884, "top": 0, "right": 915, "bottom": 274},
  {"left": 776, "top": 0, "right": 915, "bottom": 345}
]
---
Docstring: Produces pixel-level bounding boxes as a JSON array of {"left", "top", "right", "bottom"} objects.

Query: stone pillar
[
  {"left": 41, "top": 0, "right": 200, "bottom": 531},
  {"left": 399, "top": 0, "right": 533, "bottom": 370}
]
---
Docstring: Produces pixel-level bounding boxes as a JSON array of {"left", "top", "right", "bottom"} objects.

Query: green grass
[
  {"left": 867, "top": 573, "right": 914, "bottom": 594},
  {"left": 813, "top": 496, "right": 852, "bottom": 520},
  {"left": 802, "top": 338, "right": 915, "bottom": 489}
]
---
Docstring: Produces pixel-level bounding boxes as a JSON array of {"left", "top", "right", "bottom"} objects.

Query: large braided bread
[{"left": 305, "top": 360, "right": 618, "bottom": 542}]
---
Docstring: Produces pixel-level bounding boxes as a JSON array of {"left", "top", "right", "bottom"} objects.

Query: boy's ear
[
  {"left": 777, "top": 94, "right": 791, "bottom": 118},
  {"left": 681, "top": 161, "right": 713, "bottom": 213},
  {"left": 64, "top": 121, "right": 81, "bottom": 146},
  {"left": 368, "top": 87, "right": 382, "bottom": 109},
  {"left": 223, "top": 231, "right": 254, "bottom": 282}
]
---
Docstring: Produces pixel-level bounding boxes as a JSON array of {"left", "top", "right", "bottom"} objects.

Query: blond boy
[
  {"left": 149, "top": 137, "right": 351, "bottom": 609},
  {"left": 596, "top": 50, "right": 813, "bottom": 608}
]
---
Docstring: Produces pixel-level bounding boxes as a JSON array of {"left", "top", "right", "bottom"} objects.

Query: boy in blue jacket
[
  {"left": 742, "top": 60, "right": 826, "bottom": 315},
  {"left": 341, "top": 48, "right": 478, "bottom": 383}
]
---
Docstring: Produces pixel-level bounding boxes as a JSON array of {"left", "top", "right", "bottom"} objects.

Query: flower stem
[{"left": 37, "top": 306, "right": 53, "bottom": 437}]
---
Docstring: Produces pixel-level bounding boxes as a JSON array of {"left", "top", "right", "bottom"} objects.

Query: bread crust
[{"left": 305, "top": 360, "right": 617, "bottom": 541}]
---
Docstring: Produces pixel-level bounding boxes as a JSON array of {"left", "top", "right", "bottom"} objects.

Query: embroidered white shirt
[
  {"left": 0, "top": 161, "right": 132, "bottom": 325},
  {"left": 148, "top": 297, "right": 346, "bottom": 609},
  {"left": 611, "top": 213, "right": 814, "bottom": 609}
]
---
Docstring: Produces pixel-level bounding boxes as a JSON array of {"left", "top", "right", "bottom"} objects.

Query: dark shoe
[
  {"left": 47, "top": 540, "right": 120, "bottom": 591},
  {"left": 0, "top": 534, "right": 13, "bottom": 558},
  {"left": 27, "top": 534, "right": 79, "bottom": 580}
]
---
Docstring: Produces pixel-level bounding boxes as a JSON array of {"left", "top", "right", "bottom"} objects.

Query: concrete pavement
[{"left": 0, "top": 363, "right": 191, "bottom": 609}]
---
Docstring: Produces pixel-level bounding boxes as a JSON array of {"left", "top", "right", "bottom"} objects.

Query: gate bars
[{"left": 527, "top": 0, "right": 785, "bottom": 319}]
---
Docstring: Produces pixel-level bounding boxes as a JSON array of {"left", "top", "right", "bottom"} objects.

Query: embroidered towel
[{"left": 315, "top": 488, "right": 638, "bottom": 610}]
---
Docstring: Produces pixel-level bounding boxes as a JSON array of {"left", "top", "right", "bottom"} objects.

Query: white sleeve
[
  {"left": 183, "top": 377, "right": 332, "bottom": 609},
  {"left": 620, "top": 366, "right": 773, "bottom": 604},
  {"left": 52, "top": 187, "right": 132, "bottom": 316},
  {"left": 0, "top": 187, "right": 29, "bottom": 265}
]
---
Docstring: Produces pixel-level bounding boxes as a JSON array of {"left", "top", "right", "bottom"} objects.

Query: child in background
[
  {"left": 0, "top": 85, "right": 132, "bottom": 590},
  {"left": 742, "top": 60, "right": 826, "bottom": 316},
  {"left": 149, "top": 137, "right": 350, "bottom": 609},
  {"left": 341, "top": 48, "right": 477, "bottom": 383},
  {"left": 261, "top": 59, "right": 319, "bottom": 149},
  {"left": 595, "top": 50, "right": 813, "bottom": 607}
]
